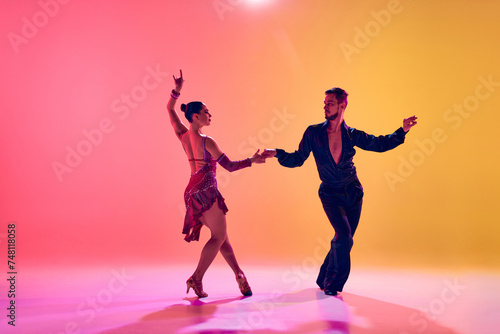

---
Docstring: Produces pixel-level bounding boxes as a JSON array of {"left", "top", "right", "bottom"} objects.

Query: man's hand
[
  {"left": 261, "top": 149, "right": 277, "bottom": 159},
  {"left": 403, "top": 115, "right": 418, "bottom": 132}
]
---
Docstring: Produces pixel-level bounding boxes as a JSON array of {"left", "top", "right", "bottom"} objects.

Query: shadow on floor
[{"left": 98, "top": 288, "right": 459, "bottom": 334}]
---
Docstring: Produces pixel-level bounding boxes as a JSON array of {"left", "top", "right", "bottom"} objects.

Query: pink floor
[{"left": 3, "top": 265, "right": 499, "bottom": 334}]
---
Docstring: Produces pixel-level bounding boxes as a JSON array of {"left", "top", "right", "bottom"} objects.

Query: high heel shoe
[
  {"left": 236, "top": 273, "right": 252, "bottom": 296},
  {"left": 186, "top": 276, "right": 208, "bottom": 298}
]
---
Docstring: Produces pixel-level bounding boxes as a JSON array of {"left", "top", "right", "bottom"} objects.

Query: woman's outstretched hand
[
  {"left": 250, "top": 149, "right": 266, "bottom": 164},
  {"left": 173, "top": 69, "right": 184, "bottom": 92}
]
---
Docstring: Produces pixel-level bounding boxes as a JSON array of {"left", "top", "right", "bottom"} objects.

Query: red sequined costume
[{"left": 183, "top": 136, "right": 251, "bottom": 242}]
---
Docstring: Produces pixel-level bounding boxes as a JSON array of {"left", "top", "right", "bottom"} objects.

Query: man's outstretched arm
[
  {"left": 262, "top": 126, "right": 313, "bottom": 168},
  {"left": 353, "top": 115, "right": 418, "bottom": 152}
]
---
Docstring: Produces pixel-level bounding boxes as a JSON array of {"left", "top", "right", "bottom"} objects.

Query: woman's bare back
[{"left": 181, "top": 131, "right": 209, "bottom": 173}]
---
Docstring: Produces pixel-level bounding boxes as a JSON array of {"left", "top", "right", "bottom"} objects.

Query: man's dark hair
[{"left": 325, "top": 87, "right": 348, "bottom": 106}]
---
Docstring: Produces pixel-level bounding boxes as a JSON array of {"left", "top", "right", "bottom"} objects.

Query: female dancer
[{"left": 167, "top": 70, "right": 264, "bottom": 298}]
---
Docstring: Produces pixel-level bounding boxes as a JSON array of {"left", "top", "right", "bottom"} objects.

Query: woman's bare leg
[
  {"left": 219, "top": 237, "right": 244, "bottom": 276},
  {"left": 220, "top": 234, "right": 252, "bottom": 296},
  {"left": 192, "top": 201, "right": 228, "bottom": 281}
]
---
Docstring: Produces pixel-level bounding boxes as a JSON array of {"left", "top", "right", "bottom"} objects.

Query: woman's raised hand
[{"left": 173, "top": 69, "right": 184, "bottom": 92}]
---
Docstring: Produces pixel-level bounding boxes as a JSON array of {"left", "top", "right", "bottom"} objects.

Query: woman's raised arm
[{"left": 167, "top": 69, "right": 188, "bottom": 140}]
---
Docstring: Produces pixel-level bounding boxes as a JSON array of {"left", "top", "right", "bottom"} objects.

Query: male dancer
[{"left": 263, "top": 87, "right": 417, "bottom": 295}]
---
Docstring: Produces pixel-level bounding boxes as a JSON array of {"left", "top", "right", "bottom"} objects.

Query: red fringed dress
[{"left": 182, "top": 136, "right": 251, "bottom": 242}]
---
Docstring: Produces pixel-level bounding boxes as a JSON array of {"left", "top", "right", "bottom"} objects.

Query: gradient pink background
[{"left": 1, "top": 0, "right": 499, "bottom": 272}]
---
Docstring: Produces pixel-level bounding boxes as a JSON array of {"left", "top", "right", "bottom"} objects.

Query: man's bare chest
[{"left": 327, "top": 131, "right": 342, "bottom": 164}]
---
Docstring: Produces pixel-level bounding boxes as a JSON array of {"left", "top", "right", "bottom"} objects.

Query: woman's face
[{"left": 197, "top": 104, "right": 212, "bottom": 126}]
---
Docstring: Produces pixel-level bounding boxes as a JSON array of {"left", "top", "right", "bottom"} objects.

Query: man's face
[{"left": 324, "top": 94, "right": 345, "bottom": 121}]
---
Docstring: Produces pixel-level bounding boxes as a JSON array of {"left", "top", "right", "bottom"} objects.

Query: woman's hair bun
[{"left": 180, "top": 103, "right": 187, "bottom": 112}]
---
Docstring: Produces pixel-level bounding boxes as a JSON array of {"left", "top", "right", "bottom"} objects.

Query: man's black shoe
[{"left": 324, "top": 288, "right": 337, "bottom": 296}]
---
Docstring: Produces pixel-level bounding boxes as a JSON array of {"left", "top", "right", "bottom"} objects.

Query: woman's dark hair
[{"left": 181, "top": 101, "right": 204, "bottom": 123}]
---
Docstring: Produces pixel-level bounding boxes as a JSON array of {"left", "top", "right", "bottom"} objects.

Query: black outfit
[{"left": 275, "top": 121, "right": 407, "bottom": 292}]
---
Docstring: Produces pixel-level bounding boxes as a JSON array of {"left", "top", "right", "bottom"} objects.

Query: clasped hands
[{"left": 250, "top": 149, "right": 277, "bottom": 164}]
